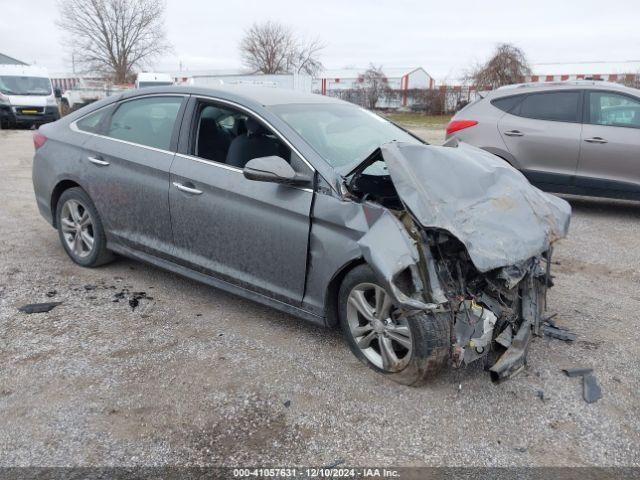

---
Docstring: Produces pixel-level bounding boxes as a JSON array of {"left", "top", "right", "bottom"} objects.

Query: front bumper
[{"left": 0, "top": 105, "right": 60, "bottom": 127}]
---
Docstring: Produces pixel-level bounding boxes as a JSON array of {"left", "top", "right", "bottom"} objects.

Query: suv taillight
[
  {"left": 446, "top": 120, "right": 478, "bottom": 135},
  {"left": 33, "top": 131, "right": 47, "bottom": 150}
]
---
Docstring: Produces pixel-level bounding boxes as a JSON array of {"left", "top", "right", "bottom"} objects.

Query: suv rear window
[
  {"left": 491, "top": 95, "right": 524, "bottom": 113},
  {"left": 516, "top": 91, "right": 581, "bottom": 122}
]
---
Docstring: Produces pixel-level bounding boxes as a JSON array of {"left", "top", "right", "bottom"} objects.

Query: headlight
[
  {"left": 0, "top": 93, "right": 10, "bottom": 106},
  {"left": 46, "top": 96, "right": 58, "bottom": 106}
]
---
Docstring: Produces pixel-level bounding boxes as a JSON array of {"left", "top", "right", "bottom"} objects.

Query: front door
[
  {"left": 577, "top": 90, "right": 640, "bottom": 197},
  {"left": 80, "top": 95, "right": 186, "bottom": 256},
  {"left": 498, "top": 90, "right": 583, "bottom": 187},
  {"left": 169, "top": 99, "right": 314, "bottom": 305}
]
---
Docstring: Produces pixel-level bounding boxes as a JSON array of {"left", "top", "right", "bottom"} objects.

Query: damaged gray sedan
[{"left": 32, "top": 86, "right": 571, "bottom": 385}]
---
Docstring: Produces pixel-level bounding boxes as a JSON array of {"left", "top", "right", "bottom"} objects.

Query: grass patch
[{"left": 381, "top": 112, "right": 452, "bottom": 128}]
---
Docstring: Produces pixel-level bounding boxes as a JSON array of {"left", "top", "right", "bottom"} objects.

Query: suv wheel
[
  {"left": 56, "top": 187, "right": 114, "bottom": 267},
  {"left": 338, "top": 264, "right": 450, "bottom": 386}
]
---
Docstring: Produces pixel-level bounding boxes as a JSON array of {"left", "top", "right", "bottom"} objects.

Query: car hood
[{"left": 377, "top": 141, "right": 571, "bottom": 272}]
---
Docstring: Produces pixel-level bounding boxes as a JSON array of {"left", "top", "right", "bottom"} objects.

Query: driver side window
[{"left": 191, "top": 102, "right": 292, "bottom": 169}]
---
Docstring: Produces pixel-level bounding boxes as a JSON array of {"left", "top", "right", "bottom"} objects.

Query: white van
[
  {"left": 135, "top": 72, "right": 174, "bottom": 89},
  {"left": 0, "top": 65, "right": 60, "bottom": 129}
]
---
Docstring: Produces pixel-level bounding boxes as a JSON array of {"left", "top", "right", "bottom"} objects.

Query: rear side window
[
  {"left": 491, "top": 95, "right": 524, "bottom": 113},
  {"left": 76, "top": 107, "right": 111, "bottom": 133},
  {"left": 106, "top": 96, "right": 183, "bottom": 150},
  {"left": 517, "top": 91, "right": 580, "bottom": 122}
]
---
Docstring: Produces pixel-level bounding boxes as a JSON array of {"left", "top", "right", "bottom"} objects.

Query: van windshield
[{"left": 0, "top": 76, "right": 52, "bottom": 96}]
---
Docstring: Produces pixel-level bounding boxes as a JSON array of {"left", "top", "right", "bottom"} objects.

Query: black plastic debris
[
  {"left": 84, "top": 284, "right": 97, "bottom": 291},
  {"left": 284, "top": 400, "right": 291, "bottom": 408},
  {"left": 543, "top": 324, "right": 576, "bottom": 342},
  {"left": 583, "top": 374, "right": 602, "bottom": 404},
  {"left": 112, "top": 289, "right": 152, "bottom": 310},
  {"left": 18, "top": 302, "right": 62, "bottom": 314},
  {"left": 129, "top": 292, "right": 150, "bottom": 311},
  {"left": 562, "top": 367, "right": 593, "bottom": 378},
  {"left": 45, "top": 290, "right": 57, "bottom": 298},
  {"left": 536, "top": 389, "right": 545, "bottom": 402}
]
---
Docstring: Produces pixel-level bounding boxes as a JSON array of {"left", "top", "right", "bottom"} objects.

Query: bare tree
[
  {"left": 57, "top": 0, "right": 170, "bottom": 83},
  {"left": 466, "top": 43, "right": 531, "bottom": 90},
  {"left": 240, "top": 21, "right": 324, "bottom": 76},
  {"left": 357, "top": 64, "right": 391, "bottom": 110}
]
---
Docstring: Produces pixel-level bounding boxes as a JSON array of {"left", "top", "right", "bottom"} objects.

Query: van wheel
[
  {"left": 55, "top": 187, "right": 114, "bottom": 267},
  {"left": 338, "top": 264, "right": 451, "bottom": 386}
]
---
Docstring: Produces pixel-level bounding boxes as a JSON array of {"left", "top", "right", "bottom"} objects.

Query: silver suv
[{"left": 446, "top": 81, "right": 640, "bottom": 200}]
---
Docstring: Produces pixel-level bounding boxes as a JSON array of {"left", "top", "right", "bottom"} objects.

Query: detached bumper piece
[{"left": 489, "top": 320, "right": 531, "bottom": 382}]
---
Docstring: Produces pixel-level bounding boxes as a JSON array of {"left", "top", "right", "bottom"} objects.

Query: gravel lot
[{"left": 0, "top": 128, "right": 639, "bottom": 467}]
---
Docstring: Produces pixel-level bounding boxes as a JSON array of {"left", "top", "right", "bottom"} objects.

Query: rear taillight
[
  {"left": 446, "top": 120, "right": 478, "bottom": 136},
  {"left": 33, "top": 131, "right": 47, "bottom": 150}
]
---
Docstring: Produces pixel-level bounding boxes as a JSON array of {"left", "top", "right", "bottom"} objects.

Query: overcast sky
[{"left": 1, "top": 0, "right": 639, "bottom": 80}]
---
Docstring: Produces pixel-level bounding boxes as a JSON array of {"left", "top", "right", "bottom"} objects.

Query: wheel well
[
  {"left": 50, "top": 180, "right": 81, "bottom": 227},
  {"left": 324, "top": 258, "right": 365, "bottom": 328}
]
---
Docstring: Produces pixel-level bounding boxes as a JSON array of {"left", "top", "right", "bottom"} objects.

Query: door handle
[
  {"left": 504, "top": 130, "right": 524, "bottom": 137},
  {"left": 173, "top": 182, "right": 203, "bottom": 195},
  {"left": 584, "top": 137, "right": 608, "bottom": 144},
  {"left": 87, "top": 156, "right": 110, "bottom": 166}
]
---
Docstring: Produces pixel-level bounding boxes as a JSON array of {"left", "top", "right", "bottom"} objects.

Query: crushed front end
[
  {"left": 344, "top": 140, "right": 571, "bottom": 381},
  {"left": 409, "top": 224, "right": 552, "bottom": 381}
]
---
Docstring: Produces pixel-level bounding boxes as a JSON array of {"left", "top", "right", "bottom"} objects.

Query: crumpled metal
[{"left": 379, "top": 141, "right": 571, "bottom": 272}]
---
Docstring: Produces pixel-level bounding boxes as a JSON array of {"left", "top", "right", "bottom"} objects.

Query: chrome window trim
[
  {"left": 69, "top": 91, "right": 321, "bottom": 193},
  {"left": 69, "top": 93, "right": 188, "bottom": 155},
  {"left": 174, "top": 152, "right": 314, "bottom": 193}
]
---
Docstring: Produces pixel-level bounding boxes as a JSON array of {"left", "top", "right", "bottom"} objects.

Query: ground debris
[
  {"left": 112, "top": 288, "right": 153, "bottom": 311},
  {"left": 18, "top": 302, "right": 62, "bottom": 314},
  {"left": 45, "top": 290, "right": 57, "bottom": 298},
  {"left": 562, "top": 367, "right": 593, "bottom": 377},
  {"left": 583, "top": 374, "right": 603, "bottom": 404},
  {"left": 543, "top": 323, "right": 576, "bottom": 342}
]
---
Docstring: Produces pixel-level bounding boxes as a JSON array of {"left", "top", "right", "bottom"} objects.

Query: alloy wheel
[
  {"left": 346, "top": 282, "right": 412, "bottom": 372},
  {"left": 60, "top": 199, "right": 95, "bottom": 258}
]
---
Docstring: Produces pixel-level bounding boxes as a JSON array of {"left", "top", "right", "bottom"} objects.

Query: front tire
[
  {"left": 55, "top": 187, "right": 114, "bottom": 267},
  {"left": 338, "top": 265, "right": 451, "bottom": 386}
]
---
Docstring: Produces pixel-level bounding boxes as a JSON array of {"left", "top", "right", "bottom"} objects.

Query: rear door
[
  {"left": 498, "top": 90, "right": 583, "bottom": 187},
  {"left": 577, "top": 90, "right": 640, "bottom": 197},
  {"left": 79, "top": 95, "right": 187, "bottom": 256},
  {"left": 169, "top": 97, "right": 314, "bottom": 305}
]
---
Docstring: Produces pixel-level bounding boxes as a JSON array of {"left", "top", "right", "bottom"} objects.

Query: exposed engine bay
[{"left": 342, "top": 140, "right": 570, "bottom": 381}]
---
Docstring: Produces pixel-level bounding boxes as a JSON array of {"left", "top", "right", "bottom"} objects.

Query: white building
[
  {"left": 179, "top": 71, "right": 313, "bottom": 92},
  {"left": 525, "top": 60, "right": 640, "bottom": 83},
  {"left": 314, "top": 67, "right": 435, "bottom": 108}
]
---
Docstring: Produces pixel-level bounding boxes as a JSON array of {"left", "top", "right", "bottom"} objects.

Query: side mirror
[
  {"left": 54, "top": 88, "right": 62, "bottom": 99},
  {"left": 243, "top": 156, "right": 311, "bottom": 186}
]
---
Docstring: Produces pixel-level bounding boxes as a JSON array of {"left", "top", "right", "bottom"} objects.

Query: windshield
[
  {"left": 270, "top": 103, "right": 422, "bottom": 167},
  {"left": 0, "top": 76, "right": 52, "bottom": 96}
]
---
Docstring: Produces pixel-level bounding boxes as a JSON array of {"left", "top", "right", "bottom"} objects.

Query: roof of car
[
  {"left": 120, "top": 85, "right": 344, "bottom": 107},
  {"left": 488, "top": 80, "right": 639, "bottom": 98}
]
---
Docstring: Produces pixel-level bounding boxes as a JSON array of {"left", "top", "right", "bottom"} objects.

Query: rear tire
[
  {"left": 338, "top": 264, "right": 451, "bottom": 386},
  {"left": 55, "top": 187, "right": 114, "bottom": 267}
]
